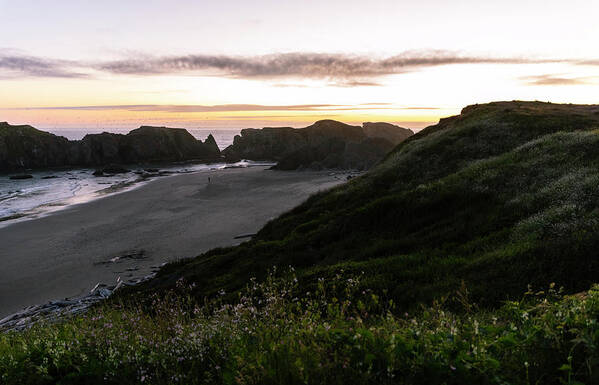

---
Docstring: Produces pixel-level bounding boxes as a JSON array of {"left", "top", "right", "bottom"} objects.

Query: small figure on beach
[{"left": 208, "top": 177, "right": 211, "bottom": 183}]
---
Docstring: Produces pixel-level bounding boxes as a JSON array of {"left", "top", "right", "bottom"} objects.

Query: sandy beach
[{"left": 0, "top": 167, "right": 346, "bottom": 318}]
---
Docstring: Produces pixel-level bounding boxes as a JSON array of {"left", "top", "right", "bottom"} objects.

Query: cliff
[
  {"left": 0, "top": 123, "right": 221, "bottom": 172},
  {"left": 222, "top": 120, "right": 414, "bottom": 170},
  {"left": 0, "top": 122, "right": 72, "bottom": 171}
]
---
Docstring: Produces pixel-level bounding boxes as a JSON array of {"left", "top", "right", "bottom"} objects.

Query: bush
[{"left": 1, "top": 271, "right": 598, "bottom": 384}]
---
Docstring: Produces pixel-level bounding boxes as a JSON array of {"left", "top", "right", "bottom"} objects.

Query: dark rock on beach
[
  {"left": 0, "top": 122, "right": 72, "bottom": 172},
  {"left": 70, "top": 127, "right": 222, "bottom": 167},
  {"left": 362, "top": 122, "right": 413, "bottom": 144},
  {"left": 93, "top": 164, "right": 130, "bottom": 176},
  {"left": 9, "top": 174, "right": 33, "bottom": 180},
  {"left": 0, "top": 122, "right": 223, "bottom": 173},
  {"left": 223, "top": 119, "right": 413, "bottom": 170}
]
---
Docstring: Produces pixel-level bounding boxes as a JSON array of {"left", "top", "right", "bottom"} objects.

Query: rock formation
[
  {"left": 0, "top": 122, "right": 72, "bottom": 171},
  {"left": 223, "top": 120, "right": 413, "bottom": 170},
  {"left": 0, "top": 122, "right": 222, "bottom": 172},
  {"left": 362, "top": 122, "right": 413, "bottom": 144}
]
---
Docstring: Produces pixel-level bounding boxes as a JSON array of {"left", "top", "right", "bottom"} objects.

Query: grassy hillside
[
  {"left": 136, "top": 101, "right": 599, "bottom": 309},
  {"left": 2, "top": 272, "right": 598, "bottom": 384},
  {"left": 3, "top": 101, "right": 599, "bottom": 384}
]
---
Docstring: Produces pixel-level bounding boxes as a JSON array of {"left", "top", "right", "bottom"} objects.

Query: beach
[{"left": 0, "top": 167, "right": 346, "bottom": 318}]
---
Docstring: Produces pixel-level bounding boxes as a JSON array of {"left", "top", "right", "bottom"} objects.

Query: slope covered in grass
[
  {"left": 4, "top": 101, "right": 599, "bottom": 384},
  {"left": 135, "top": 101, "right": 599, "bottom": 308},
  {"left": 2, "top": 272, "right": 598, "bottom": 384}
]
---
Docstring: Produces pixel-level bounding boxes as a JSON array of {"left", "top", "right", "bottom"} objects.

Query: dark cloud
[
  {"left": 98, "top": 51, "right": 562, "bottom": 80},
  {"left": 0, "top": 54, "right": 85, "bottom": 78},
  {"left": 521, "top": 74, "right": 595, "bottom": 86},
  {"left": 2, "top": 50, "right": 598, "bottom": 82}
]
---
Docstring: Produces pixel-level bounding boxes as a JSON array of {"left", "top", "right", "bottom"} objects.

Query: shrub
[{"left": 1, "top": 271, "right": 598, "bottom": 384}]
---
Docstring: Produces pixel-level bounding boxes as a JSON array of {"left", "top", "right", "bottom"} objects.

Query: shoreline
[
  {"left": 0, "top": 167, "right": 351, "bottom": 319},
  {"left": 0, "top": 160, "right": 275, "bottom": 230}
]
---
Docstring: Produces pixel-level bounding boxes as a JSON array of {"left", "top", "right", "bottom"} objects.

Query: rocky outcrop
[
  {"left": 223, "top": 120, "right": 413, "bottom": 170},
  {"left": 362, "top": 122, "right": 413, "bottom": 144},
  {"left": 0, "top": 122, "right": 72, "bottom": 171},
  {"left": 223, "top": 127, "right": 305, "bottom": 161},
  {"left": 0, "top": 122, "right": 222, "bottom": 172},
  {"left": 70, "top": 126, "right": 221, "bottom": 166}
]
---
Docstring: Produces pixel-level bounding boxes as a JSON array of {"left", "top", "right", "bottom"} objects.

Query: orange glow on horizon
[{"left": 0, "top": 106, "right": 453, "bottom": 131}]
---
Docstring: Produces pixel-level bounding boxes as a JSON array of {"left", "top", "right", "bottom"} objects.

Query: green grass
[
  {"left": 4, "top": 101, "right": 599, "bottom": 383},
  {"left": 1, "top": 272, "right": 598, "bottom": 384},
  {"left": 130, "top": 101, "right": 599, "bottom": 309}
]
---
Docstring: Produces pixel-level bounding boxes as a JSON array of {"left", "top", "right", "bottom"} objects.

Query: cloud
[
  {"left": 0, "top": 54, "right": 86, "bottom": 78},
  {"left": 3, "top": 103, "right": 439, "bottom": 113},
  {"left": 521, "top": 74, "right": 595, "bottom": 86},
  {"left": 2, "top": 49, "right": 598, "bottom": 83},
  {"left": 272, "top": 80, "right": 383, "bottom": 88},
  {"left": 393, "top": 106, "right": 442, "bottom": 110},
  {"left": 98, "top": 51, "right": 563, "bottom": 80},
  {"left": 577, "top": 60, "right": 599, "bottom": 66},
  {"left": 271, "top": 83, "right": 311, "bottom": 88},
  {"left": 329, "top": 80, "right": 383, "bottom": 87},
  {"left": 4, "top": 104, "right": 347, "bottom": 112}
]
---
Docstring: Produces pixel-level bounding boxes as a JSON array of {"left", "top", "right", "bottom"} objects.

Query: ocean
[{"left": 0, "top": 128, "right": 272, "bottom": 228}]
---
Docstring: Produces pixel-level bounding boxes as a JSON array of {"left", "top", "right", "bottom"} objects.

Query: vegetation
[
  {"left": 135, "top": 101, "right": 599, "bottom": 309},
  {"left": 3, "top": 101, "right": 599, "bottom": 383},
  {"left": 1, "top": 271, "right": 598, "bottom": 384}
]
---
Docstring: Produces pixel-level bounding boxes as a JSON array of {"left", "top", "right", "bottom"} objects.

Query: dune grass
[{"left": 1, "top": 271, "right": 598, "bottom": 384}]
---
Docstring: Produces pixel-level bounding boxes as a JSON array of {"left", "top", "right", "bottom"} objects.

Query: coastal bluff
[
  {"left": 0, "top": 123, "right": 221, "bottom": 172},
  {"left": 223, "top": 120, "right": 413, "bottom": 170}
]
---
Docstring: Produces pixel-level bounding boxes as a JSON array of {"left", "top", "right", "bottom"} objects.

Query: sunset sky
[{"left": 1, "top": 0, "right": 598, "bottom": 132}]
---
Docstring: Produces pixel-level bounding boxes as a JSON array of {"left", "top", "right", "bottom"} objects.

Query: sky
[{"left": 0, "top": 0, "right": 598, "bottom": 132}]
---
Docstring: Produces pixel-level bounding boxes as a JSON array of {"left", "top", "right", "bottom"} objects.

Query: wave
[{"left": 0, "top": 160, "right": 273, "bottom": 228}]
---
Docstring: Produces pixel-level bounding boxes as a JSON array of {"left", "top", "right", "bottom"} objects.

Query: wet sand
[{"left": 0, "top": 167, "right": 346, "bottom": 317}]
